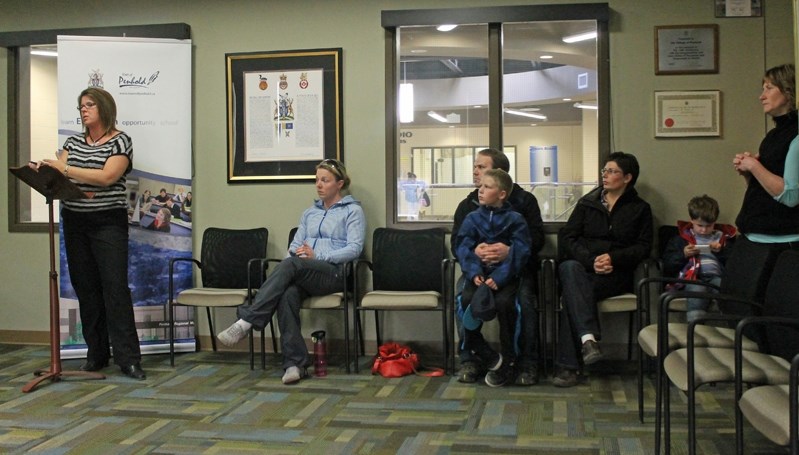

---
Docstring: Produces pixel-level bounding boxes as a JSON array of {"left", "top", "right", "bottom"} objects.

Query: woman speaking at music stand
[{"left": 39, "top": 87, "right": 145, "bottom": 380}]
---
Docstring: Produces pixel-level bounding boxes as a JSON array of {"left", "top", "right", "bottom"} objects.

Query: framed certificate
[
  {"left": 655, "top": 90, "right": 721, "bottom": 137},
  {"left": 714, "top": 0, "right": 762, "bottom": 17},
  {"left": 225, "top": 48, "right": 343, "bottom": 182},
  {"left": 655, "top": 25, "right": 719, "bottom": 75}
]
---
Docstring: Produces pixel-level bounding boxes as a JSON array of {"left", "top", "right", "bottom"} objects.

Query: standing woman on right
[{"left": 728, "top": 63, "right": 799, "bottom": 357}]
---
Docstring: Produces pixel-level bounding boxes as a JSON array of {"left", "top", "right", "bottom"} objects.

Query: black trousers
[
  {"left": 62, "top": 208, "right": 141, "bottom": 366},
  {"left": 721, "top": 235, "right": 799, "bottom": 359}
]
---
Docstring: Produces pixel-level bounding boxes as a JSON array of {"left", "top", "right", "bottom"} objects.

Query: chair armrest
[
  {"left": 169, "top": 257, "right": 200, "bottom": 302},
  {"left": 659, "top": 291, "right": 760, "bottom": 328},
  {"left": 247, "top": 257, "right": 268, "bottom": 297},
  {"left": 636, "top": 276, "right": 721, "bottom": 315}
]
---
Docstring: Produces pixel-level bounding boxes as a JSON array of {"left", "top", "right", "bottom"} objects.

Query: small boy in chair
[{"left": 454, "top": 169, "right": 531, "bottom": 387}]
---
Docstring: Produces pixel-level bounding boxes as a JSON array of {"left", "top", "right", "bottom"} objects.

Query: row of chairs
[
  {"left": 166, "top": 226, "right": 457, "bottom": 374},
  {"left": 166, "top": 225, "right": 638, "bottom": 377},
  {"left": 638, "top": 247, "right": 799, "bottom": 454}
]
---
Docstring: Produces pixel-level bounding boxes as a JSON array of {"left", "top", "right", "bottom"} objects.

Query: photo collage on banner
[{"left": 56, "top": 36, "right": 193, "bottom": 358}]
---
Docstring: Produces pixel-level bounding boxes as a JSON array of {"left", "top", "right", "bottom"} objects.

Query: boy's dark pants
[{"left": 460, "top": 278, "right": 520, "bottom": 365}]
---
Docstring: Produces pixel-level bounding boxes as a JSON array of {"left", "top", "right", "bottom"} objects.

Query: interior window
[{"left": 384, "top": 5, "right": 609, "bottom": 228}]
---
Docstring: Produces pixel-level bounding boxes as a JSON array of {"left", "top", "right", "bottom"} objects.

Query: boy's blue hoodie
[{"left": 454, "top": 201, "right": 531, "bottom": 288}]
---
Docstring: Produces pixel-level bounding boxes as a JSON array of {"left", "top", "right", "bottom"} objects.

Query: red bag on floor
[{"left": 371, "top": 342, "right": 444, "bottom": 378}]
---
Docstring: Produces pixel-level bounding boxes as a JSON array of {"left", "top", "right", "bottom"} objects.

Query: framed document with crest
[{"left": 225, "top": 48, "right": 343, "bottom": 182}]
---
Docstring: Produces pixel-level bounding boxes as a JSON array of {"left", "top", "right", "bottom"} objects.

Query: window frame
[
  {"left": 1, "top": 23, "right": 190, "bottom": 232},
  {"left": 382, "top": 4, "right": 610, "bottom": 232}
]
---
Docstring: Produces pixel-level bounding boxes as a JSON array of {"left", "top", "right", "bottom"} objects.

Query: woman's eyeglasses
[
  {"left": 77, "top": 102, "right": 97, "bottom": 111},
  {"left": 600, "top": 168, "right": 623, "bottom": 175}
]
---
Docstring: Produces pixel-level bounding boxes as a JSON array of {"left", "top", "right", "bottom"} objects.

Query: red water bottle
[{"left": 311, "top": 330, "right": 327, "bottom": 377}]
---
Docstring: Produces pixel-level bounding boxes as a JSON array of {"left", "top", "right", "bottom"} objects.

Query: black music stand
[{"left": 9, "top": 164, "right": 106, "bottom": 393}]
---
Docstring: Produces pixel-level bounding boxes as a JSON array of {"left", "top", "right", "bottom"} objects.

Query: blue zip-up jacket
[
  {"left": 455, "top": 202, "right": 532, "bottom": 288},
  {"left": 289, "top": 194, "right": 366, "bottom": 264}
]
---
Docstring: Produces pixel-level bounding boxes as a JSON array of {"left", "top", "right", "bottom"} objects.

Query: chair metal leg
[
  {"left": 441, "top": 305, "right": 449, "bottom": 374},
  {"left": 688, "top": 383, "right": 697, "bottom": 455},
  {"left": 374, "top": 311, "right": 382, "bottom": 347},
  {"left": 248, "top": 329, "right": 255, "bottom": 371},
  {"left": 638, "top": 346, "right": 645, "bottom": 423},
  {"left": 260, "top": 327, "right": 266, "bottom": 370},
  {"left": 627, "top": 312, "right": 634, "bottom": 360},
  {"left": 663, "top": 373, "right": 671, "bottom": 454},
  {"left": 207, "top": 307, "right": 217, "bottom": 352},
  {"left": 343, "top": 303, "right": 351, "bottom": 374},
  {"left": 353, "top": 308, "right": 359, "bottom": 374},
  {"left": 269, "top": 322, "right": 278, "bottom": 353}
]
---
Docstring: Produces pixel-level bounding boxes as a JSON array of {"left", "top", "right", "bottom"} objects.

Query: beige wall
[{"left": 0, "top": 0, "right": 794, "bottom": 345}]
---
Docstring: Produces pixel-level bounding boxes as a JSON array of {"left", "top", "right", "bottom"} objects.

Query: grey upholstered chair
[
  {"left": 354, "top": 227, "right": 455, "bottom": 374},
  {"left": 735, "top": 317, "right": 799, "bottom": 454},
  {"left": 168, "top": 227, "right": 276, "bottom": 368}
]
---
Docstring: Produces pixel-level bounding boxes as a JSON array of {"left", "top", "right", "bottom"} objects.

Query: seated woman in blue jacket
[
  {"left": 217, "top": 159, "right": 366, "bottom": 385},
  {"left": 454, "top": 169, "right": 531, "bottom": 388}
]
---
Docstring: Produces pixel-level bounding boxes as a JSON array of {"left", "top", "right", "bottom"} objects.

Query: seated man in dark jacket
[{"left": 553, "top": 151, "right": 653, "bottom": 387}]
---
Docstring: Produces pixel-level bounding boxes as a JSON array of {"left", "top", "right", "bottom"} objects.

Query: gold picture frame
[{"left": 225, "top": 48, "right": 343, "bottom": 182}]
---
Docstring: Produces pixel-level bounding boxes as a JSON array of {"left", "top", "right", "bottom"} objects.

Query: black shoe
[
  {"left": 484, "top": 351, "right": 503, "bottom": 372},
  {"left": 120, "top": 363, "right": 146, "bottom": 380},
  {"left": 552, "top": 368, "right": 579, "bottom": 388},
  {"left": 581, "top": 340, "right": 604, "bottom": 365},
  {"left": 514, "top": 364, "right": 539, "bottom": 386},
  {"left": 485, "top": 363, "right": 513, "bottom": 388},
  {"left": 79, "top": 359, "right": 109, "bottom": 372},
  {"left": 457, "top": 361, "right": 482, "bottom": 383}
]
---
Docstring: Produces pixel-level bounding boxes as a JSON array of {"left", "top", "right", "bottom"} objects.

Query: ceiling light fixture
[
  {"left": 399, "top": 84, "right": 414, "bottom": 123},
  {"left": 437, "top": 24, "right": 457, "bottom": 32},
  {"left": 399, "top": 62, "right": 414, "bottom": 123},
  {"left": 573, "top": 102, "right": 598, "bottom": 110},
  {"left": 504, "top": 108, "right": 547, "bottom": 120},
  {"left": 427, "top": 111, "right": 449, "bottom": 123},
  {"left": 31, "top": 50, "right": 58, "bottom": 57},
  {"left": 539, "top": 55, "right": 553, "bottom": 59},
  {"left": 562, "top": 31, "right": 597, "bottom": 43}
]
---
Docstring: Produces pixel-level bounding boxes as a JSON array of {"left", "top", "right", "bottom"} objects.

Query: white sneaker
[
  {"left": 217, "top": 323, "right": 247, "bottom": 347},
  {"left": 281, "top": 366, "right": 306, "bottom": 385}
]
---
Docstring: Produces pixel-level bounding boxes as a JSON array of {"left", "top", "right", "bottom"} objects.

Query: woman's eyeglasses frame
[
  {"left": 600, "top": 167, "right": 623, "bottom": 175},
  {"left": 77, "top": 101, "right": 98, "bottom": 111}
]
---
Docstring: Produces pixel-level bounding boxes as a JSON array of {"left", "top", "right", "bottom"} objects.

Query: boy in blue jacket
[{"left": 455, "top": 169, "right": 532, "bottom": 387}]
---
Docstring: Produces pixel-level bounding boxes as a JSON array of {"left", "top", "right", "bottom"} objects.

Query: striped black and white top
[{"left": 61, "top": 132, "right": 133, "bottom": 212}]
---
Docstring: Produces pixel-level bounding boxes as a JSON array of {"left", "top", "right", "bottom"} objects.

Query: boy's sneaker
[
  {"left": 514, "top": 364, "right": 539, "bottom": 386},
  {"left": 457, "top": 361, "right": 481, "bottom": 383},
  {"left": 485, "top": 363, "right": 513, "bottom": 388},
  {"left": 485, "top": 352, "right": 503, "bottom": 372},
  {"left": 217, "top": 323, "right": 248, "bottom": 347},
  {"left": 552, "top": 367, "right": 579, "bottom": 388}
]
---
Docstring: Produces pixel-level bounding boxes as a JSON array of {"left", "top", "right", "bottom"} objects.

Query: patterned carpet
[{"left": 0, "top": 343, "right": 784, "bottom": 454}]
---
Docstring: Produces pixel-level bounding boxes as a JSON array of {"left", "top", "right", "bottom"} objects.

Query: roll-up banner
[{"left": 57, "top": 36, "right": 194, "bottom": 358}]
